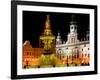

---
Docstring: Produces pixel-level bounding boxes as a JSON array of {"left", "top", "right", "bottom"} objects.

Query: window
[
  {"left": 84, "top": 44, "right": 86, "bottom": 47},
  {"left": 27, "top": 52, "right": 29, "bottom": 55},
  {"left": 58, "top": 49, "right": 62, "bottom": 54},
  {"left": 75, "top": 26, "right": 76, "bottom": 30},
  {"left": 66, "top": 48, "right": 68, "bottom": 49},
  {"left": 71, "top": 38, "right": 73, "bottom": 43},
  {"left": 71, "top": 26, "right": 73, "bottom": 29},
  {"left": 88, "top": 54, "right": 90, "bottom": 57}
]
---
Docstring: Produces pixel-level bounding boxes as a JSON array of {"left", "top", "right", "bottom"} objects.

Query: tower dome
[{"left": 43, "top": 15, "right": 52, "bottom": 36}]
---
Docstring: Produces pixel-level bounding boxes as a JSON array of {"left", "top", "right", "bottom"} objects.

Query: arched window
[
  {"left": 75, "top": 26, "right": 76, "bottom": 29},
  {"left": 82, "top": 48, "right": 83, "bottom": 51},
  {"left": 71, "top": 38, "right": 74, "bottom": 43},
  {"left": 27, "top": 52, "right": 29, "bottom": 55},
  {"left": 57, "top": 49, "right": 62, "bottom": 54},
  {"left": 71, "top": 26, "right": 73, "bottom": 29}
]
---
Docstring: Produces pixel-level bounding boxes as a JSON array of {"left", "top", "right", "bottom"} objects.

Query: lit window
[{"left": 27, "top": 52, "right": 29, "bottom": 55}]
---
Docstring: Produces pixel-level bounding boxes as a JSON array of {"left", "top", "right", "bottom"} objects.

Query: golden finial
[
  {"left": 43, "top": 14, "right": 52, "bottom": 36},
  {"left": 45, "top": 14, "right": 50, "bottom": 29}
]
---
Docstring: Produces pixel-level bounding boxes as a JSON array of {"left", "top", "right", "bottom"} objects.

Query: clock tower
[{"left": 66, "top": 15, "right": 79, "bottom": 44}]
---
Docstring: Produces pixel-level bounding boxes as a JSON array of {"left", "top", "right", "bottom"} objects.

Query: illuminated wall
[
  {"left": 56, "top": 42, "right": 90, "bottom": 65},
  {"left": 22, "top": 40, "right": 43, "bottom": 68}
]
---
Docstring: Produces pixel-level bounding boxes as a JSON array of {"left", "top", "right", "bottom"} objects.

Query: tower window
[
  {"left": 71, "top": 26, "right": 73, "bottom": 29},
  {"left": 75, "top": 26, "right": 76, "bottom": 29}
]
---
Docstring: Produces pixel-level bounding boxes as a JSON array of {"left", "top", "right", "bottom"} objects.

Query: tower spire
[
  {"left": 66, "top": 15, "right": 79, "bottom": 44},
  {"left": 70, "top": 15, "right": 76, "bottom": 24},
  {"left": 43, "top": 14, "right": 52, "bottom": 36},
  {"left": 45, "top": 14, "right": 50, "bottom": 29}
]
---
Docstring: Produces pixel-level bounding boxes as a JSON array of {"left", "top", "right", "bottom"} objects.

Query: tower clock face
[
  {"left": 70, "top": 25, "right": 77, "bottom": 33},
  {"left": 71, "top": 25, "right": 74, "bottom": 32}
]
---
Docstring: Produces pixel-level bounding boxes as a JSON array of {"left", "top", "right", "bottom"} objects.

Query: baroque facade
[
  {"left": 56, "top": 16, "right": 90, "bottom": 65},
  {"left": 23, "top": 15, "right": 90, "bottom": 68},
  {"left": 22, "top": 41, "right": 43, "bottom": 68}
]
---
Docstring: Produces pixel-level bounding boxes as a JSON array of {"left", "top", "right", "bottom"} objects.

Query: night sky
[{"left": 23, "top": 11, "right": 89, "bottom": 47}]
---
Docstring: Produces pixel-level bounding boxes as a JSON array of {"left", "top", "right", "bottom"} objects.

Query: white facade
[{"left": 56, "top": 18, "right": 90, "bottom": 57}]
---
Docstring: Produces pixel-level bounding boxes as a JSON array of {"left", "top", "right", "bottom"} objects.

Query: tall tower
[
  {"left": 66, "top": 15, "right": 79, "bottom": 44},
  {"left": 56, "top": 32, "right": 62, "bottom": 45},
  {"left": 39, "top": 15, "right": 56, "bottom": 55}
]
